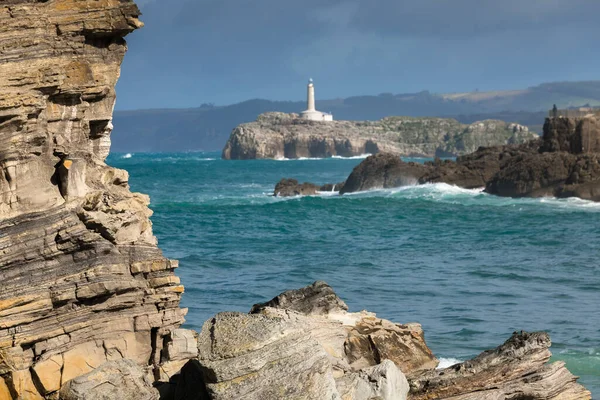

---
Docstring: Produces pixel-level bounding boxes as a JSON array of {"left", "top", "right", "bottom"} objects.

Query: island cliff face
[
  {"left": 221, "top": 112, "right": 536, "bottom": 160},
  {"left": 0, "top": 2, "right": 185, "bottom": 398}
]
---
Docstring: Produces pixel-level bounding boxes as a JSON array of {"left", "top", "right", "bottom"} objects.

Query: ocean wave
[
  {"left": 275, "top": 154, "right": 371, "bottom": 161},
  {"left": 437, "top": 357, "right": 462, "bottom": 369},
  {"left": 122, "top": 153, "right": 132, "bottom": 159},
  {"left": 340, "top": 183, "right": 600, "bottom": 211}
]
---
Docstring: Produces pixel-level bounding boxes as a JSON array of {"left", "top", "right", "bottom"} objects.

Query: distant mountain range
[{"left": 112, "top": 81, "right": 600, "bottom": 153}]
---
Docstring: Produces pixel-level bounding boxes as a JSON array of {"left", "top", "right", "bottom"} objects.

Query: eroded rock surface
[
  {"left": 59, "top": 359, "right": 158, "bottom": 400},
  {"left": 409, "top": 331, "right": 591, "bottom": 400},
  {"left": 0, "top": 2, "right": 185, "bottom": 398},
  {"left": 223, "top": 112, "right": 536, "bottom": 160},
  {"left": 164, "top": 282, "right": 590, "bottom": 400}
]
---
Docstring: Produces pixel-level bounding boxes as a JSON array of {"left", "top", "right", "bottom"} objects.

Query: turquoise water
[{"left": 109, "top": 151, "right": 600, "bottom": 395}]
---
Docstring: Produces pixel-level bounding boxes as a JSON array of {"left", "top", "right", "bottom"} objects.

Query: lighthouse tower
[{"left": 300, "top": 78, "right": 333, "bottom": 121}]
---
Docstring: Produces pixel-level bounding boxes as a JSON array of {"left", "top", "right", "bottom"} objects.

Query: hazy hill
[{"left": 112, "top": 81, "right": 600, "bottom": 153}]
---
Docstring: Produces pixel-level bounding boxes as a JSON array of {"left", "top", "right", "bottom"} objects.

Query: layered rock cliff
[
  {"left": 0, "top": 2, "right": 185, "bottom": 398},
  {"left": 221, "top": 112, "right": 537, "bottom": 160}
]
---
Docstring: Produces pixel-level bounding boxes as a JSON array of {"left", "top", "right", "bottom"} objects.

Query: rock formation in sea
[
  {"left": 284, "top": 112, "right": 600, "bottom": 201},
  {"left": 222, "top": 112, "right": 536, "bottom": 160},
  {"left": 0, "top": 2, "right": 186, "bottom": 398}
]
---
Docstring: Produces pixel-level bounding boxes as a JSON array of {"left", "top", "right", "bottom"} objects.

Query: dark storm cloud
[
  {"left": 350, "top": 0, "right": 600, "bottom": 38},
  {"left": 116, "top": 0, "right": 600, "bottom": 109}
]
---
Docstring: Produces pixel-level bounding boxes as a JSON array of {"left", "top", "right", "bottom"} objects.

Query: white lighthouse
[{"left": 300, "top": 78, "right": 333, "bottom": 121}]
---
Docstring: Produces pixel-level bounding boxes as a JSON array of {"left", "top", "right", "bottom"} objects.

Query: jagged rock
[
  {"left": 273, "top": 179, "right": 345, "bottom": 197},
  {"left": 336, "top": 360, "right": 409, "bottom": 400},
  {"left": 222, "top": 113, "right": 536, "bottom": 160},
  {"left": 196, "top": 312, "right": 340, "bottom": 400},
  {"left": 274, "top": 178, "right": 321, "bottom": 197},
  {"left": 250, "top": 281, "right": 349, "bottom": 315},
  {"left": 339, "top": 140, "right": 542, "bottom": 194},
  {"left": 0, "top": 1, "right": 185, "bottom": 398},
  {"left": 408, "top": 331, "right": 591, "bottom": 400},
  {"left": 59, "top": 359, "right": 159, "bottom": 400},
  {"left": 251, "top": 282, "right": 438, "bottom": 376},
  {"left": 541, "top": 114, "right": 600, "bottom": 154}
]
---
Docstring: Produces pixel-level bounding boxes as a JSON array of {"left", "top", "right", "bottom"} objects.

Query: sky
[{"left": 116, "top": 0, "right": 600, "bottom": 110}]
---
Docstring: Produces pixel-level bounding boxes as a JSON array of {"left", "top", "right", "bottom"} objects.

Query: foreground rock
[
  {"left": 165, "top": 281, "right": 589, "bottom": 400},
  {"left": 223, "top": 112, "right": 536, "bottom": 160},
  {"left": 59, "top": 359, "right": 158, "bottom": 400},
  {"left": 409, "top": 331, "right": 590, "bottom": 399},
  {"left": 0, "top": 2, "right": 185, "bottom": 398},
  {"left": 337, "top": 112, "right": 600, "bottom": 201}
]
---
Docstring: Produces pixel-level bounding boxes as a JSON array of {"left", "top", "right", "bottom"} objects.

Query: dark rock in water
[
  {"left": 274, "top": 178, "right": 320, "bottom": 196},
  {"left": 486, "top": 152, "right": 600, "bottom": 200},
  {"left": 408, "top": 331, "right": 591, "bottom": 399},
  {"left": 319, "top": 182, "right": 345, "bottom": 192},
  {"left": 274, "top": 179, "right": 345, "bottom": 196},
  {"left": 340, "top": 141, "right": 541, "bottom": 194},
  {"left": 250, "top": 280, "right": 349, "bottom": 315},
  {"left": 340, "top": 153, "right": 426, "bottom": 194},
  {"left": 541, "top": 114, "right": 600, "bottom": 154}
]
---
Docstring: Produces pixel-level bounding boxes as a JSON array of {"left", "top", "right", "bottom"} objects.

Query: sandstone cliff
[
  {"left": 221, "top": 112, "right": 537, "bottom": 160},
  {"left": 0, "top": 2, "right": 185, "bottom": 398}
]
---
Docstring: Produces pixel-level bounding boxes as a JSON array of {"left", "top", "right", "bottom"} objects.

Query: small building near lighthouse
[{"left": 300, "top": 78, "right": 333, "bottom": 121}]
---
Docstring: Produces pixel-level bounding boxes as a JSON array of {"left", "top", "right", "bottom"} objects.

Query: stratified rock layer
[
  {"left": 409, "top": 331, "right": 590, "bottom": 400},
  {"left": 0, "top": 2, "right": 185, "bottom": 398},
  {"left": 222, "top": 112, "right": 536, "bottom": 160}
]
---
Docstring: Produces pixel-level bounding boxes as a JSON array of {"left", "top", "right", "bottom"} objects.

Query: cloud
[{"left": 116, "top": 0, "right": 600, "bottom": 109}]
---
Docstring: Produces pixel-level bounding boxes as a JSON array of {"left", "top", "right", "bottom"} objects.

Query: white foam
[
  {"left": 331, "top": 154, "right": 372, "bottom": 160},
  {"left": 122, "top": 153, "right": 132, "bottom": 159},
  {"left": 275, "top": 154, "right": 371, "bottom": 161},
  {"left": 437, "top": 357, "right": 462, "bottom": 369}
]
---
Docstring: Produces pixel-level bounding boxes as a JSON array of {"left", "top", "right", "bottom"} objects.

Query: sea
[{"left": 109, "top": 151, "right": 600, "bottom": 396}]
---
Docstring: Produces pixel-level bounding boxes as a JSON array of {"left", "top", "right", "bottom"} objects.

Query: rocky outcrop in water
[
  {"left": 337, "top": 113, "right": 600, "bottom": 201},
  {"left": 274, "top": 178, "right": 345, "bottom": 197},
  {"left": 0, "top": 2, "right": 185, "bottom": 398},
  {"left": 222, "top": 112, "right": 536, "bottom": 160}
]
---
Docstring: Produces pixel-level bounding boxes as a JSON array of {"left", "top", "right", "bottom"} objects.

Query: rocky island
[
  {"left": 0, "top": 1, "right": 592, "bottom": 399},
  {"left": 222, "top": 112, "right": 536, "bottom": 160}
]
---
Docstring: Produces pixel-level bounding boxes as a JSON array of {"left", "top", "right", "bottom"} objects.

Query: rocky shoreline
[
  {"left": 58, "top": 282, "right": 595, "bottom": 399},
  {"left": 275, "top": 113, "right": 600, "bottom": 201},
  {"left": 222, "top": 112, "right": 536, "bottom": 160},
  {"left": 0, "top": 1, "right": 593, "bottom": 399}
]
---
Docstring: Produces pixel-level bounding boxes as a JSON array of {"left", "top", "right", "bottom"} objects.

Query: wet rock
[
  {"left": 274, "top": 178, "right": 320, "bottom": 196},
  {"left": 59, "top": 359, "right": 159, "bottom": 400}
]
